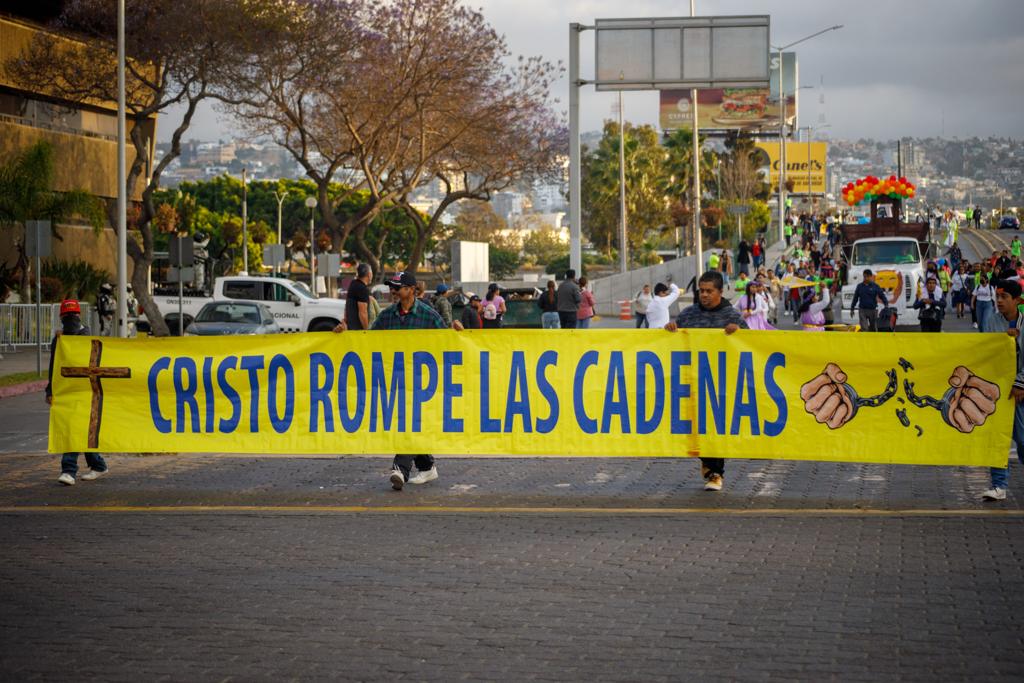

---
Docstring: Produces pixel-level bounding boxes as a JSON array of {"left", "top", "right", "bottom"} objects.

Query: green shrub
[{"left": 40, "top": 259, "right": 112, "bottom": 301}]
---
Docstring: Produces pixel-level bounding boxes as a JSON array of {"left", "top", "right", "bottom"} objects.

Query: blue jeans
[
  {"left": 61, "top": 452, "right": 107, "bottom": 476},
  {"left": 541, "top": 311, "right": 560, "bottom": 329},
  {"left": 975, "top": 300, "right": 993, "bottom": 332},
  {"left": 635, "top": 313, "right": 648, "bottom": 328},
  {"left": 576, "top": 317, "right": 591, "bottom": 329},
  {"left": 990, "top": 398, "right": 1024, "bottom": 489}
]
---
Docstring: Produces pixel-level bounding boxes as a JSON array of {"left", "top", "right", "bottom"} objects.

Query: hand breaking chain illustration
[
  {"left": 802, "top": 363, "right": 1000, "bottom": 434},
  {"left": 905, "top": 366, "right": 1000, "bottom": 434},
  {"left": 800, "top": 364, "right": 897, "bottom": 429}
]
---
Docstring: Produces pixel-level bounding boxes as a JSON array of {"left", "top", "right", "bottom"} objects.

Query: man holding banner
[
  {"left": 334, "top": 271, "right": 464, "bottom": 490},
  {"left": 981, "top": 279, "right": 1024, "bottom": 501},
  {"left": 664, "top": 272, "right": 747, "bottom": 492}
]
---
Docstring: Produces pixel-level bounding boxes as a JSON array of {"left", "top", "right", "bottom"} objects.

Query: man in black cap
[{"left": 333, "top": 271, "right": 463, "bottom": 490}]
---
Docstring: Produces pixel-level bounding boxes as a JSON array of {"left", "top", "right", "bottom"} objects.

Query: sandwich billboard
[{"left": 659, "top": 51, "right": 798, "bottom": 132}]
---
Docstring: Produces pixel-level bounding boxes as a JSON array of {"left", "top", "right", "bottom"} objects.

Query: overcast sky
[{"left": 162, "top": 0, "right": 1024, "bottom": 143}]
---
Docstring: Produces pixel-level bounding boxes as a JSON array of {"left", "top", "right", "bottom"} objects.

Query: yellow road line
[{"left": 0, "top": 505, "right": 1021, "bottom": 516}]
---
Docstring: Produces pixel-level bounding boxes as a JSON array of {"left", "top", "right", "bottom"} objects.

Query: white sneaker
[
  {"left": 58, "top": 473, "right": 75, "bottom": 486},
  {"left": 408, "top": 467, "right": 438, "bottom": 485},
  {"left": 80, "top": 469, "right": 107, "bottom": 481},
  {"left": 981, "top": 487, "right": 1006, "bottom": 501},
  {"left": 389, "top": 469, "right": 405, "bottom": 491}
]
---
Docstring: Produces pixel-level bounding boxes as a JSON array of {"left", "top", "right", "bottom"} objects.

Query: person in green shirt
[
  {"left": 734, "top": 271, "right": 750, "bottom": 293},
  {"left": 1010, "top": 236, "right": 1021, "bottom": 260},
  {"left": 783, "top": 221, "right": 793, "bottom": 247},
  {"left": 708, "top": 251, "right": 721, "bottom": 271},
  {"left": 965, "top": 207, "right": 973, "bottom": 224}
]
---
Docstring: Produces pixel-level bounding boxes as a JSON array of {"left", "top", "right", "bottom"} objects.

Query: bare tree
[{"left": 6, "top": 0, "right": 257, "bottom": 335}]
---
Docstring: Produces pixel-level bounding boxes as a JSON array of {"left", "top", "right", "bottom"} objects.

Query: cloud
[{"left": 160, "top": 0, "right": 1024, "bottom": 142}]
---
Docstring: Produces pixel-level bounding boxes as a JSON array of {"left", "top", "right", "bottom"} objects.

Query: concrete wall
[
  {"left": 589, "top": 257, "right": 700, "bottom": 319},
  {"left": 1, "top": 223, "right": 118, "bottom": 278}
]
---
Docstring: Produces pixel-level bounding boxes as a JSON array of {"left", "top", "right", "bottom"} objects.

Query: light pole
[
  {"left": 617, "top": 88, "right": 628, "bottom": 273},
  {"left": 273, "top": 189, "right": 288, "bottom": 276},
  {"left": 115, "top": 0, "right": 127, "bottom": 337},
  {"left": 772, "top": 25, "right": 843, "bottom": 245},
  {"left": 241, "top": 167, "right": 248, "bottom": 273},
  {"left": 800, "top": 123, "right": 830, "bottom": 214},
  {"left": 305, "top": 196, "right": 317, "bottom": 296}
]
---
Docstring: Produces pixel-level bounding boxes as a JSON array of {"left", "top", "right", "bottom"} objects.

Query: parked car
[
  {"left": 184, "top": 301, "right": 281, "bottom": 336},
  {"left": 999, "top": 215, "right": 1020, "bottom": 230},
  {"left": 142, "top": 274, "right": 345, "bottom": 335}
]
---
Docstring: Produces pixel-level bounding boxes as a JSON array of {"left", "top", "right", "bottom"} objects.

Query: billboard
[
  {"left": 660, "top": 51, "right": 797, "bottom": 132},
  {"left": 755, "top": 141, "right": 828, "bottom": 195},
  {"left": 594, "top": 16, "right": 770, "bottom": 91}
]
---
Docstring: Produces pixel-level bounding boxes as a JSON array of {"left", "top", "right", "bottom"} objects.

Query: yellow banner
[
  {"left": 756, "top": 141, "right": 827, "bottom": 195},
  {"left": 49, "top": 330, "right": 1012, "bottom": 466}
]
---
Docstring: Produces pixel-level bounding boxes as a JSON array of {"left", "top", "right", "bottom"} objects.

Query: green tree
[
  {"left": 581, "top": 121, "right": 678, "bottom": 261},
  {"left": 521, "top": 223, "right": 566, "bottom": 268},
  {"left": 0, "top": 141, "right": 105, "bottom": 301}
]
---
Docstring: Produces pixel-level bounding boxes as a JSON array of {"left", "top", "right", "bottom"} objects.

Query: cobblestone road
[{"left": 2, "top": 452, "right": 1024, "bottom": 681}]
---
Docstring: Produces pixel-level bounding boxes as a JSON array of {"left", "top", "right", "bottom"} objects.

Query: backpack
[{"left": 482, "top": 302, "right": 497, "bottom": 320}]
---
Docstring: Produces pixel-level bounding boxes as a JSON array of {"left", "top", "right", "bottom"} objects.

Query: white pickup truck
[
  {"left": 146, "top": 275, "right": 346, "bottom": 334},
  {"left": 840, "top": 237, "right": 925, "bottom": 327}
]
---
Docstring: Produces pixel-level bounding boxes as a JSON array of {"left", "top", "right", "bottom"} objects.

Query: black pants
[
  {"left": 920, "top": 320, "right": 942, "bottom": 333},
  {"left": 701, "top": 457, "right": 725, "bottom": 477},
  {"left": 392, "top": 454, "right": 434, "bottom": 481},
  {"left": 558, "top": 311, "right": 577, "bottom": 329}
]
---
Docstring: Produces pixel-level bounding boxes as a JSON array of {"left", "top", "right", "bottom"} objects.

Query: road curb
[{"left": 0, "top": 380, "right": 47, "bottom": 400}]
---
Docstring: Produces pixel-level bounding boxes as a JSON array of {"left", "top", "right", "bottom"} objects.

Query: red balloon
[{"left": 889, "top": 175, "right": 897, "bottom": 182}]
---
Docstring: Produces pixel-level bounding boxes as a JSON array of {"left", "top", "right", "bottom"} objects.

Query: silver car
[{"left": 184, "top": 301, "right": 281, "bottom": 336}]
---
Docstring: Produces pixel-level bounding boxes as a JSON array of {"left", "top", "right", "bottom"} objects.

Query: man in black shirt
[
  {"left": 849, "top": 269, "right": 889, "bottom": 332},
  {"left": 345, "top": 263, "right": 373, "bottom": 330}
]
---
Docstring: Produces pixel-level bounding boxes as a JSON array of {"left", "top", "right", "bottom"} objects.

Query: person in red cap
[{"left": 46, "top": 299, "right": 109, "bottom": 486}]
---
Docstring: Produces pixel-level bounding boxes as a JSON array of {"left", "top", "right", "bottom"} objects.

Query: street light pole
[
  {"left": 305, "top": 196, "right": 317, "bottom": 297},
  {"left": 772, "top": 24, "right": 843, "bottom": 246},
  {"left": 691, "top": 0, "right": 702, "bottom": 276},
  {"left": 273, "top": 190, "right": 287, "bottom": 276},
  {"left": 241, "top": 167, "right": 248, "bottom": 274},
  {"left": 618, "top": 89, "right": 627, "bottom": 273},
  {"left": 116, "top": 0, "right": 127, "bottom": 337}
]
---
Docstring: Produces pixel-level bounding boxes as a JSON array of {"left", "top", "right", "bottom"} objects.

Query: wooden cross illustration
[{"left": 60, "top": 339, "right": 132, "bottom": 449}]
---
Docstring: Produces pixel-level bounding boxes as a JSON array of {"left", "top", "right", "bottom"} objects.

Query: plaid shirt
[{"left": 371, "top": 299, "right": 447, "bottom": 330}]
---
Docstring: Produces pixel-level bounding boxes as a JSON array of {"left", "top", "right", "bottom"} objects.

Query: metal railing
[{"left": 0, "top": 303, "right": 95, "bottom": 351}]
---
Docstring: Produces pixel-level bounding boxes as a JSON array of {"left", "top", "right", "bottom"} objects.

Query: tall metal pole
[
  {"left": 618, "top": 90, "right": 627, "bottom": 273},
  {"left": 116, "top": 0, "right": 128, "bottom": 338},
  {"left": 691, "top": 0, "right": 702, "bottom": 275},
  {"left": 241, "top": 168, "right": 248, "bottom": 273},
  {"left": 568, "top": 24, "right": 582, "bottom": 275},
  {"left": 35, "top": 229, "right": 41, "bottom": 376},
  {"left": 777, "top": 46, "right": 786, "bottom": 245},
  {"left": 177, "top": 238, "right": 183, "bottom": 337},
  {"left": 807, "top": 128, "right": 812, "bottom": 214},
  {"left": 274, "top": 190, "right": 287, "bottom": 276},
  {"left": 309, "top": 207, "right": 316, "bottom": 296}
]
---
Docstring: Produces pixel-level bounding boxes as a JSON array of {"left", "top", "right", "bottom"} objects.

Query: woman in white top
[
  {"left": 972, "top": 275, "right": 995, "bottom": 332},
  {"left": 644, "top": 281, "right": 680, "bottom": 330},
  {"left": 950, "top": 264, "right": 970, "bottom": 319},
  {"left": 633, "top": 284, "right": 653, "bottom": 328}
]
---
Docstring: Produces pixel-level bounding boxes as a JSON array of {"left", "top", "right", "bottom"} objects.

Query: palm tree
[{"left": 0, "top": 141, "right": 105, "bottom": 302}]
